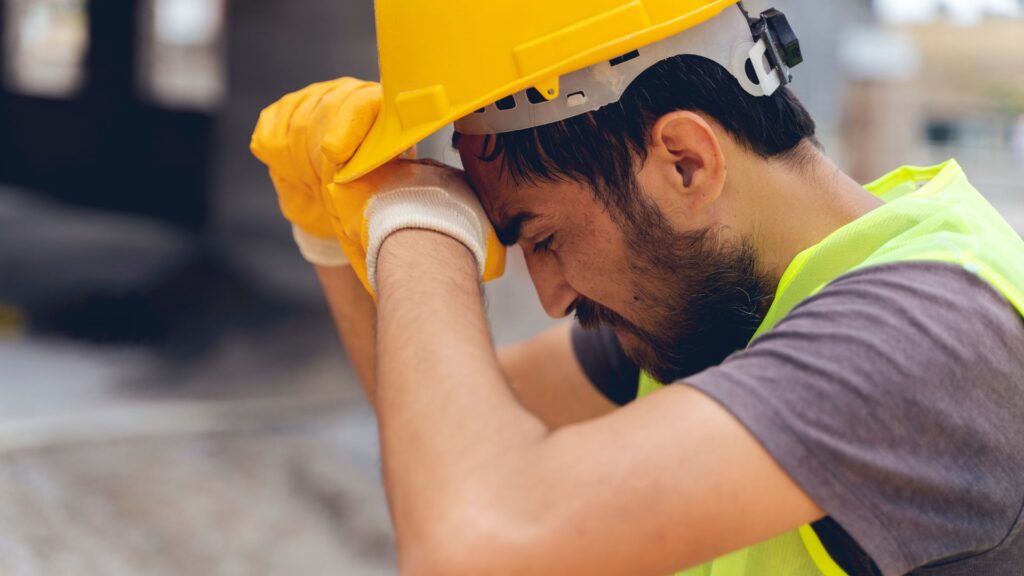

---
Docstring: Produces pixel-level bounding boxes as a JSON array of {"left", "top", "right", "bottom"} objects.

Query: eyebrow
[{"left": 495, "top": 212, "right": 538, "bottom": 247}]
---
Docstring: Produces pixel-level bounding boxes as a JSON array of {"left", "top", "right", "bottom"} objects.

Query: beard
[{"left": 575, "top": 198, "right": 774, "bottom": 384}]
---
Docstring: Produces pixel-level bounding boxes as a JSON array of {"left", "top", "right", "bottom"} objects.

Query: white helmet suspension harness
[{"left": 454, "top": 2, "right": 803, "bottom": 136}]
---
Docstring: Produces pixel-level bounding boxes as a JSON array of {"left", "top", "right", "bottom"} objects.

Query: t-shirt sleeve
[
  {"left": 686, "top": 262, "right": 1024, "bottom": 575},
  {"left": 571, "top": 322, "right": 640, "bottom": 406}
]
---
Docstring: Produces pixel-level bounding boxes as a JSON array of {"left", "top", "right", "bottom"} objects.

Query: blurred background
[{"left": 1, "top": 0, "right": 1023, "bottom": 574}]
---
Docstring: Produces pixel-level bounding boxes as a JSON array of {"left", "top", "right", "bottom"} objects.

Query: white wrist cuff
[
  {"left": 292, "top": 225, "right": 349, "bottom": 268},
  {"left": 365, "top": 186, "right": 488, "bottom": 293}
]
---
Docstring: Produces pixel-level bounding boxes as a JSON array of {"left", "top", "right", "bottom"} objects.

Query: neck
[{"left": 739, "top": 145, "right": 884, "bottom": 284}]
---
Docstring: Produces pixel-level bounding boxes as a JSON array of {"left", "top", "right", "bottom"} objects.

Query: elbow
[{"left": 396, "top": 488, "right": 542, "bottom": 576}]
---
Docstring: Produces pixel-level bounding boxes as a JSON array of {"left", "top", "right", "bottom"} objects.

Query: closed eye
[{"left": 532, "top": 235, "right": 555, "bottom": 254}]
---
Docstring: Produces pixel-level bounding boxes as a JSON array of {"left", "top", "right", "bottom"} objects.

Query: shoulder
[
  {"left": 687, "top": 261, "right": 1024, "bottom": 574},
  {"left": 756, "top": 261, "right": 1024, "bottom": 388}
]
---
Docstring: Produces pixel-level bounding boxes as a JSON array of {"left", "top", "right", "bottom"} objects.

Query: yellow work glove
[
  {"left": 250, "top": 77, "right": 381, "bottom": 263},
  {"left": 326, "top": 160, "right": 507, "bottom": 297},
  {"left": 250, "top": 77, "right": 505, "bottom": 296}
]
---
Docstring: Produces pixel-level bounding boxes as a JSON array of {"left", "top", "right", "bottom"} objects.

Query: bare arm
[
  {"left": 374, "top": 230, "right": 824, "bottom": 576},
  {"left": 316, "top": 265, "right": 378, "bottom": 401},
  {"left": 315, "top": 265, "right": 615, "bottom": 426}
]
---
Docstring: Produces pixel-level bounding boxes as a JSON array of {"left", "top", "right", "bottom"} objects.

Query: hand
[
  {"left": 327, "top": 160, "right": 506, "bottom": 296},
  {"left": 250, "top": 77, "right": 381, "bottom": 265}
]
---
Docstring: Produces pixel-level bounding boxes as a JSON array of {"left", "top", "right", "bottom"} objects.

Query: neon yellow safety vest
[{"left": 638, "top": 160, "right": 1024, "bottom": 576}]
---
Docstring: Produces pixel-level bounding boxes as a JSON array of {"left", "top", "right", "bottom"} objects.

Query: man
[{"left": 251, "top": 2, "right": 1024, "bottom": 574}]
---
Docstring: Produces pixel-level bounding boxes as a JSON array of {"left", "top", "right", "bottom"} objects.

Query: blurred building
[
  {"left": 763, "top": 0, "right": 874, "bottom": 153},
  {"left": 214, "top": 0, "right": 378, "bottom": 300},
  {"left": 1, "top": 0, "right": 221, "bottom": 228},
  {"left": 841, "top": 5, "right": 1024, "bottom": 204},
  {"left": 0, "top": 0, "right": 382, "bottom": 348},
  {"left": 905, "top": 18, "right": 1024, "bottom": 185}
]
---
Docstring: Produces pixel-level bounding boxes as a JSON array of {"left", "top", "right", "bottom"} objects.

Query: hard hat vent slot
[
  {"left": 610, "top": 50, "right": 641, "bottom": 67},
  {"left": 567, "top": 91, "right": 588, "bottom": 108},
  {"left": 495, "top": 96, "right": 518, "bottom": 111},
  {"left": 527, "top": 88, "right": 550, "bottom": 105}
]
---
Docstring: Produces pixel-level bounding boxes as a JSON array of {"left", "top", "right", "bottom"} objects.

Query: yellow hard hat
[{"left": 337, "top": 0, "right": 803, "bottom": 183}]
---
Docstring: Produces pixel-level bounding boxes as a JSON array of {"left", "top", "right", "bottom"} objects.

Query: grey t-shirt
[{"left": 571, "top": 262, "right": 1024, "bottom": 576}]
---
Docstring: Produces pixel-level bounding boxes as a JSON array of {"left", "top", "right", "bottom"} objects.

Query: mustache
[{"left": 574, "top": 298, "right": 632, "bottom": 332}]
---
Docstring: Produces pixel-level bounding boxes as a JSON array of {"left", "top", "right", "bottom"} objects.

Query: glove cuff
[
  {"left": 365, "top": 186, "right": 487, "bottom": 294},
  {"left": 292, "top": 225, "right": 350, "bottom": 268}
]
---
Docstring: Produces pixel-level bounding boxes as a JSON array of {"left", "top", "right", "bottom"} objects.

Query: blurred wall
[
  {"left": 212, "top": 0, "right": 378, "bottom": 299},
  {"left": 0, "top": 0, "right": 214, "bottom": 228},
  {"left": 753, "top": 0, "right": 875, "bottom": 157}
]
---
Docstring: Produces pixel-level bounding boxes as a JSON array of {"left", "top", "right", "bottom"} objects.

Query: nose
[{"left": 523, "top": 250, "right": 580, "bottom": 319}]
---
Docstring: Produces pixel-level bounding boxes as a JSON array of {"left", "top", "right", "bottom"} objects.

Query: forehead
[{"left": 457, "top": 134, "right": 581, "bottom": 221}]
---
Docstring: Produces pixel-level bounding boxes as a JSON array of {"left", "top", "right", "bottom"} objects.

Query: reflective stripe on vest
[{"left": 638, "top": 160, "right": 1024, "bottom": 576}]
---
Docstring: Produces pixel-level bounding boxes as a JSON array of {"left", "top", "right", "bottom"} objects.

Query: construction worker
[{"left": 250, "top": 1, "right": 1024, "bottom": 574}]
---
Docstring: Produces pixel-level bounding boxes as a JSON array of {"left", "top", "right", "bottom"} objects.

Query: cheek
[{"left": 559, "top": 230, "right": 639, "bottom": 309}]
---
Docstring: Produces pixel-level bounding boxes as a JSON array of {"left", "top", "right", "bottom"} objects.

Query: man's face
[{"left": 459, "top": 135, "right": 772, "bottom": 383}]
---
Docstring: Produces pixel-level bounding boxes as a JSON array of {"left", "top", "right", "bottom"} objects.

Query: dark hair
[{"left": 477, "top": 55, "right": 818, "bottom": 216}]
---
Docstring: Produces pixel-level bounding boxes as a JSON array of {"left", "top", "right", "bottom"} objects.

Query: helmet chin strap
[{"left": 455, "top": 4, "right": 803, "bottom": 136}]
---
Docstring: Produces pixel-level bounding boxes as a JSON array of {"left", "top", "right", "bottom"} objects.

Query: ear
[{"left": 646, "top": 111, "right": 727, "bottom": 214}]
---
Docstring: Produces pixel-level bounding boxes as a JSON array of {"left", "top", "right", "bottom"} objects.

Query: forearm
[
  {"left": 374, "top": 230, "right": 548, "bottom": 561},
  {"left": 315, "top": 265, "right": 378, "bottom": 402}
]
